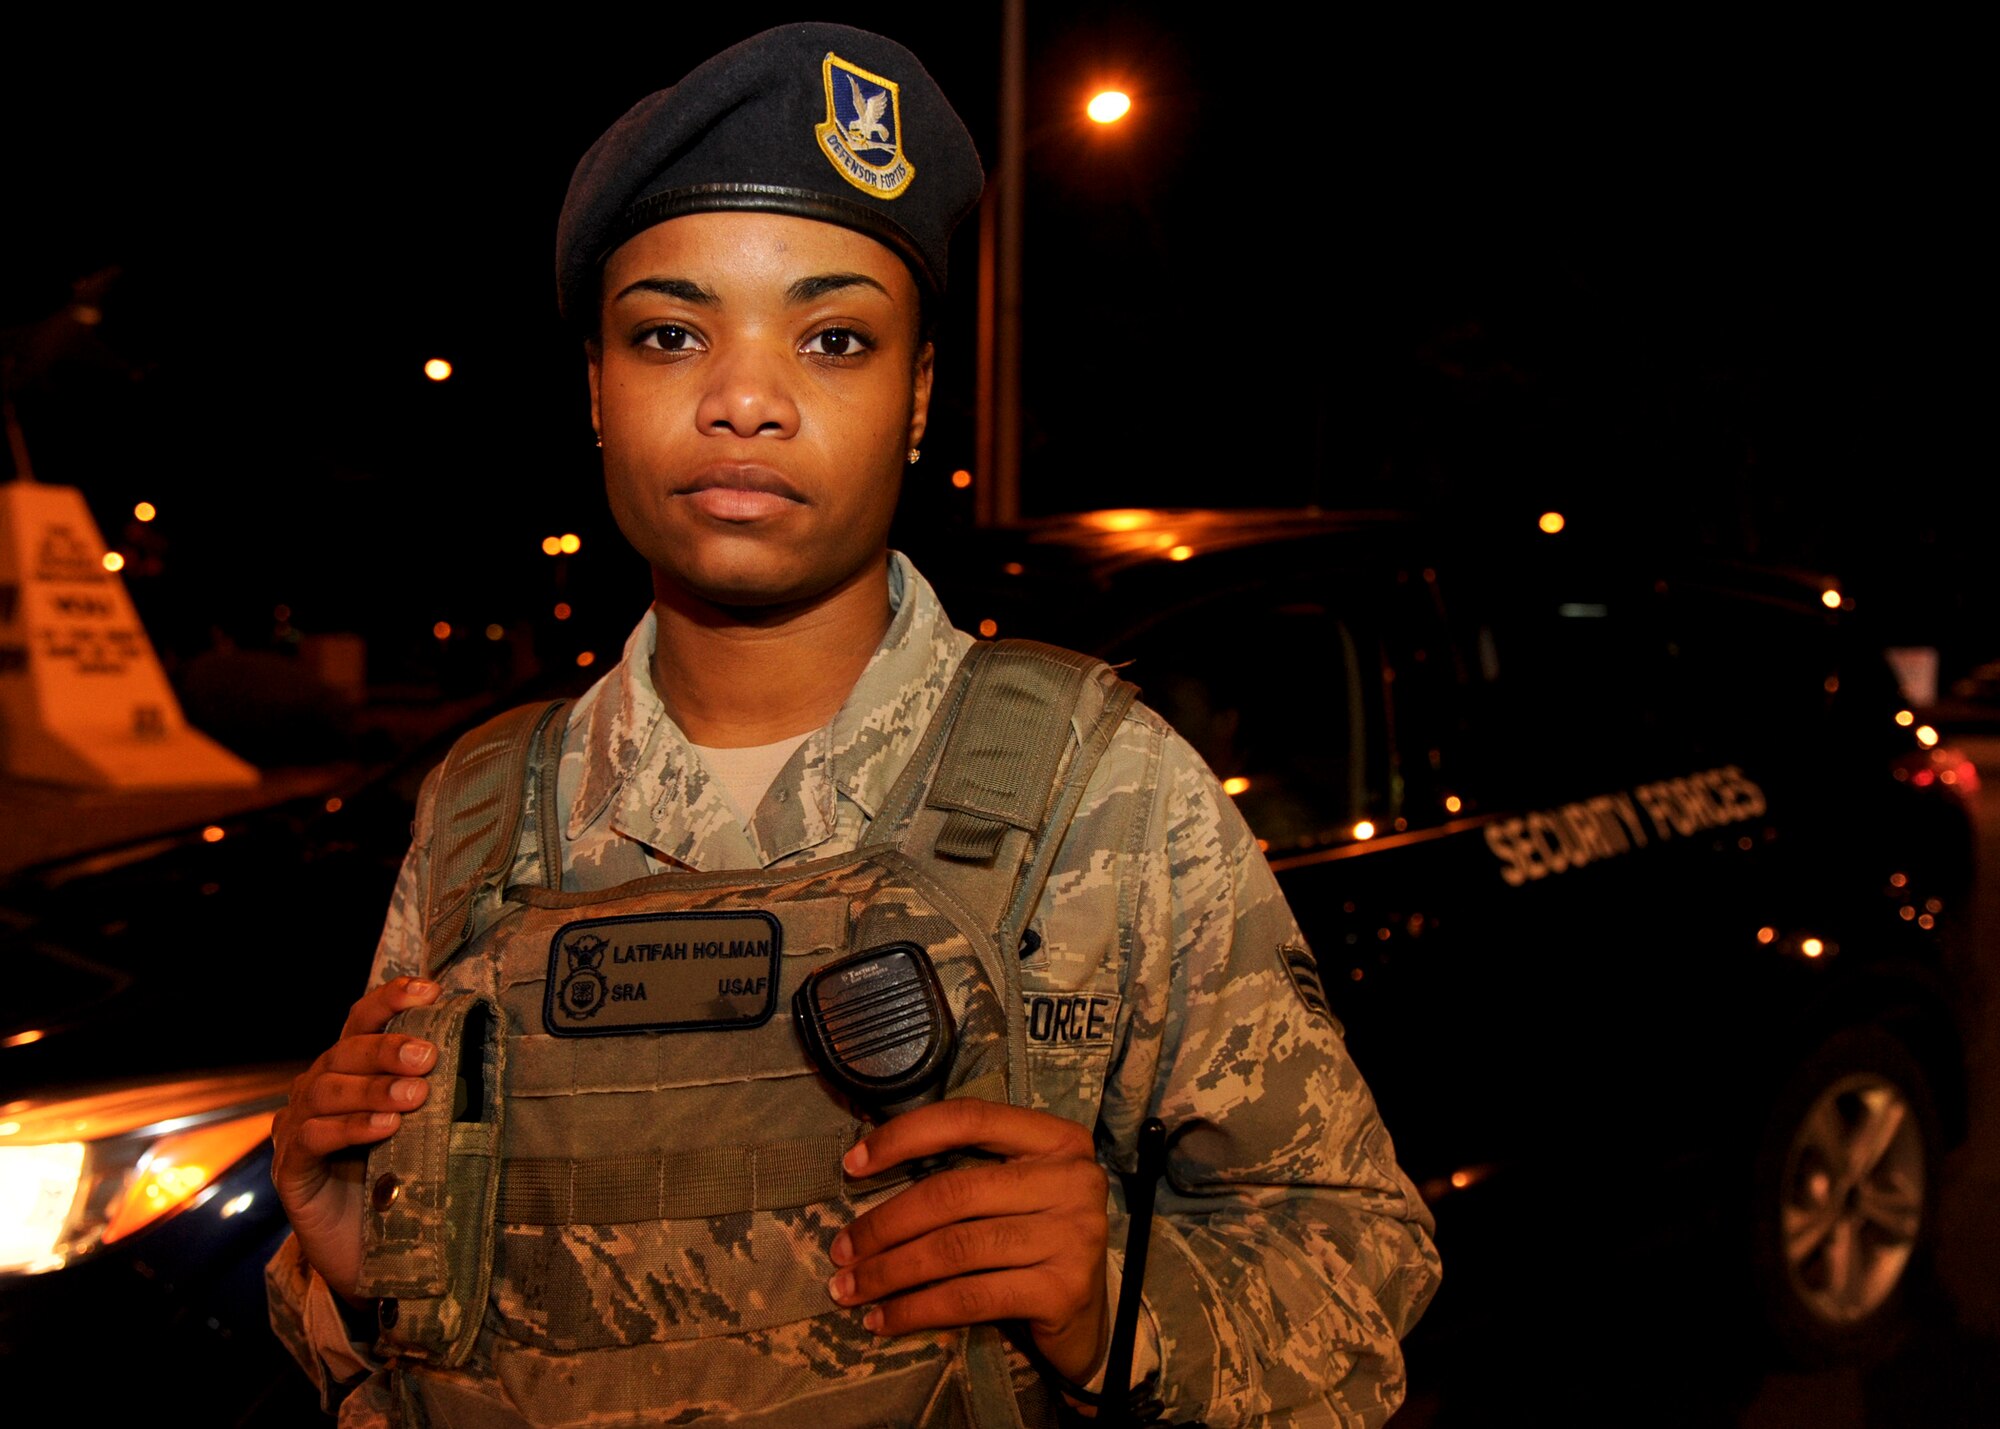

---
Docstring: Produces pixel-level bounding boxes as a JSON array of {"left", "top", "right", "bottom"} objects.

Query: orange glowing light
[
  {"left": 1222, "top": 776, "right": 1251, "bottom": 797},
  {"left": 1823, "top": 676, "right": 1840, "bottom": 693},
  {"left": 1916, "top": 724, "right": 1939, "bottom": 747},
  {"left": 1002, "top": 562, "right": 1024, "bottom": 576},
  {"left": 1899, "top": 905, "right": 1917, "bottom": 921},
  {"left": 424, "top": 358, "right": 453, "bottom": 382},
  {"left": 1087, "top": 90, "right": 1132, "bottom": 124},
  {"left": 1756, "top": 926, "right": 1777, "bottom": 944},
  {"left": 1889, "top": 872, "right": 1908, "bottom": 888},
  {"left": 1820, "top": 588, "right": 1842, "bottom": 609},
  {"left": 200, "top": 826, "right": 225, "bottom": 844},
  {"left": 1168, "top": 545, "right": 1194, "bottom": 562},
  {"left": 1894, "top": 709, "right": 1915, "bottom": 727},
  {"left": 1353, "top": 821, "right": 1377, "bottom": 841},
  {"left": 1538, "top": 511, "right": 1565, "bottom": 534},
  {"left": 951, "top": 469, "right": 973, "bottom": 489},
  {"left": 102, "top": 552, "right": 126, "bottom": 572},
  {"left": 1918, "top": 913, "right": 1936, "bottom": 930},
  {"left": 576, "top": 651, "right": 596, "bottom": 668},
  {"left": 977, "top": 619, "right": 999, "bottom": 638},
  {"left": 559, "top": 533, "right": 582, "bottom": 555},
  {"left": 1095, "top": 510, "right": 1149, "bottom": 532},
  {"left": 1256, "top": 838, "right": 1269, "bottom": 852},
  {"left": 1444, "top": 795, "right": 1463, "bottom": 814},
  {"left": 541, "top": 536, "right": 563, "bottom": 556},
  {"left": 1449, "top": 1171, "right": 1471, "bottom": 1189},
  {"left": 484, "top": 624, "right": 504, "bottom": 642},
  {"left": 432, "top": 621, "right": 451, "bottom": 640},
  {"left": 101, "top": 1110, "right": 276, "bottom": 1245},
  {"left": 553, "top": 603, "right": 572, "bottom": 621},
  {"left": 133, "top": 501, "right": 157, "bottom": 522},
  {"left": 1801, "top": 937, "right": 1825, "bottom": 958},
  {"left": 324, "top": 798, "right": 343, "bottom": 814}
]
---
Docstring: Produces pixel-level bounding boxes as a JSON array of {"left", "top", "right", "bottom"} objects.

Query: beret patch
[
  {"left": 816, "top": 53, "right": 915, "bottom": 200},
  {"left": 556, "top": 23, "right": 984, "bottom": 328}
]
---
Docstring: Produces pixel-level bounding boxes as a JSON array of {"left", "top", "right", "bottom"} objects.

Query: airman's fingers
[
  {"left": 829, "top": 1211, "right": 1063, "bottom": 1307},
  {"left": 282, "top": 1109, "right": 405, "bottom": 1163},
  {"left": 833, "top": 1158, "right": 1105, "bottom": 1266},
  {"left": 316, "top": 1031, "right": 438, "bottom": 1079},
  {"left": 339, "top": 976, "right": 441, "bottom": 1039},
  {"left": 855, "top": 1266, "right": 1078, "bottom": 1340},
  {"left": 292, "top": 1069, "right": 431, "bottom": 1121},
  {"left": 845, "top": 1097, "right": 1094, "bottom": 1178}
]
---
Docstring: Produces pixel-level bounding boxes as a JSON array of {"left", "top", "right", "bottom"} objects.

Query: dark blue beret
[{"left": 557, "top": 22, "right": 985, "bottom": 327}]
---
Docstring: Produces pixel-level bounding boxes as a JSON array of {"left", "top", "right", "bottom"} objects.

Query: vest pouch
[{"left": 356, "top": 991, "right": 505, "bottom": 1369}]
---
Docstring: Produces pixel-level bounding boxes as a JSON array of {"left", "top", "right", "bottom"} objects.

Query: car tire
[{"left": 1748, "top": 1024, "right": 1943, "bottom": 1367}]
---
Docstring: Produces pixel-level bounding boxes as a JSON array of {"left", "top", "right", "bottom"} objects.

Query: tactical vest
[{"left": 355, "top": 640, "right": 1137, "bottom": 1429}]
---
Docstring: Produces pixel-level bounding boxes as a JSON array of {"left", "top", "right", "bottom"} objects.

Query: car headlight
[{"left": 0, "top": 1067, "right": 295, "bottom": 1274}]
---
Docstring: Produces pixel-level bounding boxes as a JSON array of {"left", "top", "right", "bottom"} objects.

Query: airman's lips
[{"left": 675, "top": 466, "right": 806, "bottom": 522}]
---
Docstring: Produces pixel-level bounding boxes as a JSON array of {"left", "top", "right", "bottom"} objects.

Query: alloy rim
[{"left": 1779, "top": 1072, "right": 1925, "bottom": 1324}]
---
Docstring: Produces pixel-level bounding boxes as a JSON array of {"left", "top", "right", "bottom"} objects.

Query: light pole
[{"left": 973, "top": 0, "right": 1130, "bottom": 526}]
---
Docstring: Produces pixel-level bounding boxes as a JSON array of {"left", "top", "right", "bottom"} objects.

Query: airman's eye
[
  {"left": 638, "top": 324, "right": 698, "bottom": 352},
  {"left": 804, "top": 328, "right": 872, "bottom": 358}
]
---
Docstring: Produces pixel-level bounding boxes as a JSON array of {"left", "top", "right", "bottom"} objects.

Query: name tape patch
[
  {"left": 1023, "top": 991, "right": 1120, "bottom": 1046},
  {"left": 545, "top": 911, "right": 781, "bottom": 1037}
]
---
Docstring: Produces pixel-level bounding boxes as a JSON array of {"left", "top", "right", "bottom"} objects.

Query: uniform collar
[{"left": 566, "top": 552, "right": 970, "bottom": 870}]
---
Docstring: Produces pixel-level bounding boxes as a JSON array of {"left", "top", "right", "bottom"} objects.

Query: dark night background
[{"left": 1, "top": 9, "right": 1986, "bottom": 701}]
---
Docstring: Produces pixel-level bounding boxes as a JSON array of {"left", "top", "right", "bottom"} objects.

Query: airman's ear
[
  {"left": 907, "top": 341, "right": 935, "bottom": 451},
  {"left": 585, "top": 339, "right": 603, "bottom": 446}
]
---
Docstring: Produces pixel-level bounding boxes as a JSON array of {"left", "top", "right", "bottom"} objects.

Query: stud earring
[
  {"left": 595, "top": 435, "right": 603, "bottom": 449},
  {"left": 907, "top": 447, "right": 921, "bottom": 465}
]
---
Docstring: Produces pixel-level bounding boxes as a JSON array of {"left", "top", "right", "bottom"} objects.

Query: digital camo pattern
[{"left": 269, "top": 552, "right": 1439, "bottom": 1427}]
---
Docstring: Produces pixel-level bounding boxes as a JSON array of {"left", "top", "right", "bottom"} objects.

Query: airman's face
[{"left": 588, "top": 211, "right": 932, "bottom": 611}]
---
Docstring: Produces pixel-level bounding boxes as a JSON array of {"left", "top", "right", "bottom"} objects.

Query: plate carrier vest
[{"left": 353, "top": 640, "right": 1138, "bottom": 1429}]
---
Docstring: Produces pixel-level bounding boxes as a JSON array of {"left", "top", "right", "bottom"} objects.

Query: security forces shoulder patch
[
  {"left": 816, "top": 52, "right": 915, "bottom": 199},
  {"left": 1278, "top": 943, "right": 1334, "bottom": 1024},
  {"left": 545, "top": 911, "right": 781, "bottom": 1036}
]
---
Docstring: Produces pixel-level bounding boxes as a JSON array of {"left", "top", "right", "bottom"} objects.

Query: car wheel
[{"left": 1749, "top": 1025, "right": 1942, "bottom": 1365}]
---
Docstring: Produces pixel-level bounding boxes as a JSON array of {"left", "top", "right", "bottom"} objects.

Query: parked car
[{"left": 0, "top": 507, "right": 1974, "bottom": 1419}]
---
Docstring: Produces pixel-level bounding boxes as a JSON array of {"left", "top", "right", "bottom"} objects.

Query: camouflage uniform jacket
[{"left": 267, "top": 552, "right": 1440, "bottom": 1427}]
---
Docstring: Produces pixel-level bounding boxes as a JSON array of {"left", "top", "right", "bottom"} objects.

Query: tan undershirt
[{"left": 688, "top": 731, "right": 812, "bottom": 829}]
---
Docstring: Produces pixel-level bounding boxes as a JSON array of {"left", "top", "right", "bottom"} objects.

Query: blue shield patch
[{"left": 815, "top": 52, "right": 916, "bottom": 200}]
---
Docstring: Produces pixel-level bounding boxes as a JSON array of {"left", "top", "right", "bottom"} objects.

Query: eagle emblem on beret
[{"left": 816, "top": 53, "right": 916, "bottom": 199}]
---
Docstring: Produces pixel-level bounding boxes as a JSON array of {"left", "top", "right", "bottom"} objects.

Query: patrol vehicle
[
  {"left": 0, "top": 507, "right": 1975, "bottom": 1417},
  {"left": 922, "top": 507, "right": 1975, "bottom": 1377}
]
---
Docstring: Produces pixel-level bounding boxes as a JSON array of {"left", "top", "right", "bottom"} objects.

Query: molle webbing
[
  {"left": 497, "top": 1133, "right": 852, "bottom": 1224},
  {"left": 423, "top": 700, "right": 570, "bottom": 973},
  {"left": 924, "top": 641, "right": 1093, "bottom": 861}
]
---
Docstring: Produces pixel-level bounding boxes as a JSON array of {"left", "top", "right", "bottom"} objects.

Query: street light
[{"left": 1087, "top": 91, "right": 1132, "bottom": 125}]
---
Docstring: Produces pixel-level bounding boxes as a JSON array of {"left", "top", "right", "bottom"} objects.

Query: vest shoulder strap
[
  {"left": 900, "top": 639, "right": 1138, "bottom": 945},
  {"left": 421, "top": 698, "right": 570, "bottom": 974}
]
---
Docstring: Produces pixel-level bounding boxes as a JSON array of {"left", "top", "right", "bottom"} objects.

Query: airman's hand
[
  {"left": 826, "top": 1098, "right": 1111, "bottom": 1384},
  {"left": 269, "top": 976, "right": 442, "bottom": 1299}
]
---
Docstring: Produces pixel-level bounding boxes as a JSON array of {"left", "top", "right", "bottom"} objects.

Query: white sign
[{"left": 0, "top": 482, "right": 256, "bottom": 788}]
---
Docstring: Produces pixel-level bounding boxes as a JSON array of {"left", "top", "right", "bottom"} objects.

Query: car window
[{"left": 1112, "top": 581, "right": 1399, "bottom": 853}]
